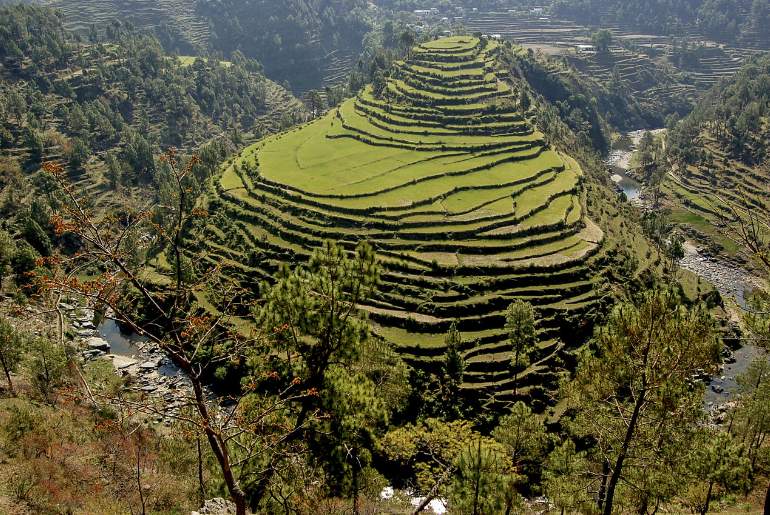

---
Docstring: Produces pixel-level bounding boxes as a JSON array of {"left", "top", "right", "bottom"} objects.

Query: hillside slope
[
  {"left": 0, "top": 5, "right": 307, "bottom": 258},
  {"left": 24, "top": 0, "right": 372, "bottom": 91},
  {"left": 664, "top": 54, "right": 770, "bottom": 260},
  {"left": 183, "top": 36, "right": 662, "bottom": 407}
]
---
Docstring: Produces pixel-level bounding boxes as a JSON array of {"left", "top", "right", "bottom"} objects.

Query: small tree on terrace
[
  {"left": 441, "top": 320, "right": 465, "bottom": 418},
  {"left": 592, "top": 29, "right": 613, "bottom": 54},
  {"left": 505, "top": 300, "right": 536, "bottom": 396}
]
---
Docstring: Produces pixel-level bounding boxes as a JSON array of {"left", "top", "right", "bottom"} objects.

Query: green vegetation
[
  {"left": 2, "top": 4, "right": 767, "bottom": 510},
  {"left": 35, "top": 0, "right": 372, "bottom": 91},
  {"left": 664, "top": 53, "right": 770, "bottom": 259},
  {"left": 0, "top": 4, "right": 307, "bottom": 288},
  {"left": 190, "top": 36, "right": 625, "bottom": 408}
]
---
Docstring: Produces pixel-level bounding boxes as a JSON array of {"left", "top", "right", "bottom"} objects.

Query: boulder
[
  {"left": 86, "top": 337, "right": 110, "bottom": 352},
  {"left": 193, "top": 498, "right": 238, "bottom": 515}
]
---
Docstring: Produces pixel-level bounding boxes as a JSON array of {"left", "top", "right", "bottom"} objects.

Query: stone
[
  {"left": 711, "top": 384, "right": 724, "bottom": 394},
  {"left": 194, "top": 498, "right": 238, "bottom": 515},
  {"left": 86, "top": 337, "right": 110, "bottom": 352},
  {"left": 139, "top": 360, "right": 160, "bottom": 370},
  {"left": 82, "top": 349, "right": 105, "bottom": 360},
  {"left": 111, "top": 355, "right": 138, "bottom": 370}
]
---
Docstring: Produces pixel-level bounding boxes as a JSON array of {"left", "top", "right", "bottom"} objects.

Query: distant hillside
[
  {"left": 0, "top": 4, "right": 306, "bottom": 265},
  {"left": 198, "top": 0, "right": 372, "bottom": 91},
  {"left": 15, "top": 0, "right": 373, "bottom": 91},
  {"left": 663, "top": 53, "right": 770, "bottom": 259},
  {"left": 552, "top": 0, "right": 769, "bottom": 48}
]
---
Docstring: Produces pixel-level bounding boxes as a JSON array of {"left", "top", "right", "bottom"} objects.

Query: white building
[{"left": 576, "top": 44, "right": 596, "bottom": 54}]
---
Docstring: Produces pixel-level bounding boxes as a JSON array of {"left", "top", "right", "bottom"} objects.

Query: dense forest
[
  {"left": 198, "top": 0, "right": 373, "bottom": 90},
  {"left": 669, "top": 53, "right": 770, "bottom": 166}
]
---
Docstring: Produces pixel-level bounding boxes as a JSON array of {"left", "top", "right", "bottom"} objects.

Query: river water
[
  {"left": 607, "top": 130, "right": 767, "bottom": 407},
  {"left": 605, "top": 129, "right": 666, "bottom": 201},
  {"left": 97, "top": 318, "right": 181, "bottom": 377},
  {"left": 679, "top": 242, "right": 767, "bottom": 405}
]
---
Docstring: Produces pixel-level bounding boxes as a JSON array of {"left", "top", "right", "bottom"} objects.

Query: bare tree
[{"left": 38, "top": 152, "right": 316, "bottom": 515}]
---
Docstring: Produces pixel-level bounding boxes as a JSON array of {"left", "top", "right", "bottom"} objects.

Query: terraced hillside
[
  {"left": 664, "top": 54, "right": 770, "bottom": 259},
  {"left": 664, "top": 131, "right": 770, "bottom": 261},
  {"left": 666, "top": 136, "right": 770, "bottom": 244},
  {"left": 461, "top": 13, "right": 766, "bottom": 119},
  {"left": 43, "top": 0, "right": 209, "bottom": 53},
  {"left": 199, "top": 36, "right": 615, "bottom": 404},
  {"left": 27, "top": 0, "right": 367, "bottom": 91}
]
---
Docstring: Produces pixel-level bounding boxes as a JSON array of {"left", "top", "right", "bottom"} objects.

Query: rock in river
[{"left": 86, "top": 336, "right": 110, "bottom": 352}]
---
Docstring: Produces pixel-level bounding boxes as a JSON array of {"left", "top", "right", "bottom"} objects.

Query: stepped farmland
[{"left": 201, "top": 36, "right": 614, "bottom": 405}]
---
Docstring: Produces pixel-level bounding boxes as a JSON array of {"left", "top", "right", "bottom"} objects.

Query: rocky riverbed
[
  {"left": 61, "top": 303, "right": 194, "bottom": 425},
  {"left": 605, "top": 129, "right": 667, "bottom": 203},
  {"left": 677, "top": 243, "right": 767, "bottom": 410},
  {"left": 607, "top": 130, "right": 768, "bottom": 412}
]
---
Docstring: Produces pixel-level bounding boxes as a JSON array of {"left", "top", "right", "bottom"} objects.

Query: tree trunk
[
  {"left": 197, "top": 435, "right": 205, "bottom": 506},
  {"left": 136, "top": 440, "right": 146, "bottom": 515},
  {"left": 412, "top": 465, "right": 455, "bottom": 514},
  {"left": 352, "top": 459, "right": 360, "bottom": 515},
  {"left": 700, "top": 481, "right": 714, "bottom": 515},
  {"left": 597, "top": 459, "right": 610, "bottom": 511},
  {"left": 513, "top": 346, "right": 520, "bottom": 396},
  {"left": 472, "top": 438, "right": 482, "bottom": 515},
  {"left": 191, "top": 375, "right": 247, "bottom": 515},
  {"left": 638, "top": 495, "right": 648, "bottom": 514},
  {"left": 603, "top": 390, "right": 646, "bottom": 515},
  {"left": 0, "top": 353, "right": 14, "bottom": 394},
  {"left": 763, "top": 480, "right": 769, "bottom": 515}
]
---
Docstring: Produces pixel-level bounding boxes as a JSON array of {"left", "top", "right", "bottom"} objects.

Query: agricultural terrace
[
  {"left": 203, "top": 36, "right": 610, "bottom": 405},
  {"left": 666, "top": 132, "right": 770, "bottom": 257}
]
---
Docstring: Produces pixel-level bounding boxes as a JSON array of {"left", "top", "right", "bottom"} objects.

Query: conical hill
[{"left": 208, "top": 36, "right": 608, "bottom": 405}]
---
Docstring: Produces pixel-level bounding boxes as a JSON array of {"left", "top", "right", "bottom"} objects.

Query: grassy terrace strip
[{"left": 200, "top": 35, "right": 611, "bottom": 402}]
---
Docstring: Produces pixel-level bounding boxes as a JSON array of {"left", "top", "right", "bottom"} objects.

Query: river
[
  {"left": 605, "top": 129, "right": 666, "bottom": 201},
  {"left": 97, "top": 318, "right": 181, "bottom": 377},
  {"left": 679, "top": 242, "right": 766, "bottom": 406},
  {"left": 607, "top": 130, "right": 767, "bottom": 408}
]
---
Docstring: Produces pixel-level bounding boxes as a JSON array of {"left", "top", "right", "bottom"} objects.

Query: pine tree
[
  {"left": 256, "top": 240, "right": 385, "bottom": 501},
  {"left": 505, "top": 300, "right": 536, "bottom": 396},
  {"left": 685, "top": 429, "right": 750, "bottom": 515},
  {"left": 449, "top": 437, "right": 516, "bottom": 515},
  {"left": 442, "top": 321, "right": 465, "bottom": 418},
  {"left": 734, "top": 358, "right": 770, "bottom": 471},
  {"left": 492, "top": 401, "right": 547, "bottom": 478},
  {"left": 564, "top": 290, "right": 721, "bottom": 515},
  {"left": 543, "top": 439, "right": 593, "bottom": 515}
]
